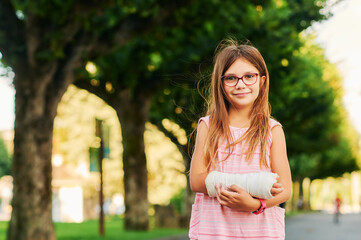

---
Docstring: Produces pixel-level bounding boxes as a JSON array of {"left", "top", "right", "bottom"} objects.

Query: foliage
[
  {"left": 169, "top": 189, "right": 186, "bottom": 215},
  {"left": 0, "top": 137, "right": 11, "bottom": 177},
  {"left": 280, "top": 36, "right": 360, "bottom": 180}
]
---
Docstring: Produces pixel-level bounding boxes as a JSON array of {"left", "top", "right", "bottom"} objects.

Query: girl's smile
[{"left": 233, "top": 92, "right": 251, "bottom": 97}]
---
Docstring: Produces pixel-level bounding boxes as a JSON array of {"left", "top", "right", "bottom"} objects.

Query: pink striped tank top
[{"left": 189, "top": 116, "right": 285, "bottom": 240}]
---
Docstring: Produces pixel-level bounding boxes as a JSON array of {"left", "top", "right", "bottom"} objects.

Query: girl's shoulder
[
  {"left": 198, "top": 115, "right": 210, "bottom": 127},
  {"left": 269, "top": 118, "right": 283, "bottom": 146},
  {"left": 269, "top": 117, "right": 282, "bottom": 130}
]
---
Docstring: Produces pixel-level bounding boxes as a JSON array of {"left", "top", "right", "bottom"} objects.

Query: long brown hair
[{"left": 204, "top": 39, "right": 271, "bottom": 170}]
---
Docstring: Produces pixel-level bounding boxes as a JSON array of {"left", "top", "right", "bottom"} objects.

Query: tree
[
  {"left": 0, "top": 136, "right": 11, "bottom": 177},
  {"left": 0, "top": 0, "right": 193, "bottom": 238},
  {"left": 285, "top": 37, "right": 359, "bottom": 178},
  {"left": 274, "top": 36, "right": 360, "bottom": 209}
]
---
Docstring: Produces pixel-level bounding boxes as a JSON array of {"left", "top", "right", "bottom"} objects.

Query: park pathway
[
  {"left": 155, "top": 212, "right": 361, "bottom": 240},
  {"left": 285, "top": 212, "right": 361, "bottom": 240}
]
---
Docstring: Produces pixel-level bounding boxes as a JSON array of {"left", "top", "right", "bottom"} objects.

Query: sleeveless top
[{"left": 189, "top": 116, "right": 285, "bottom": 240}]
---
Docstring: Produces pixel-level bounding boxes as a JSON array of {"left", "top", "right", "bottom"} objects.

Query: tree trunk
[
  {"left": 8, "top": 77, "right": 58, "bottom": 239},
  {"left": 7, "top": 42, "right": 81, "bottom": 238},
  {"left": 115, "top": 89, "right": 151, "bottom": 230}
]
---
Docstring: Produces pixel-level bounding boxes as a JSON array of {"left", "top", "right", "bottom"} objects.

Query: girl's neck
[{"left": 228, "top": 107, "right": 251, "bottom": 128}]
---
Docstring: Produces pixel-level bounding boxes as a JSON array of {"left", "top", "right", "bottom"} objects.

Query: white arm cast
[{"left": 205, "top": 171, "right": 278, "bottom": 199}]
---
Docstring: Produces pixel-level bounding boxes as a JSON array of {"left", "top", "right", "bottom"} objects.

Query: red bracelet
[{"left": 252, "top": 199, "right": 266, "bottom": 215}]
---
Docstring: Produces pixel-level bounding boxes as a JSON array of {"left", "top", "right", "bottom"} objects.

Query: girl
[{"left": 189, "top": 40, "right": 292, "bottom": 240}]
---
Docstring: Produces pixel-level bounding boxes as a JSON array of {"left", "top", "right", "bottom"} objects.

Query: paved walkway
[
  {"left": 285, "top": 212, "right": 361, "bottom": 240},
  {"left": 154, "top": 212, "right": 361, "bottom": 240}
]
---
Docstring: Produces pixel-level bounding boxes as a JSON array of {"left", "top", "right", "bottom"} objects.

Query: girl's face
[{"left": 222, "top": 58, "right": 264, "bottom": 111}]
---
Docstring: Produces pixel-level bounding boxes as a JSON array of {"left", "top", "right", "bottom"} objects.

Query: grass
[{"left": 0, "top": 217, "right": 188, "bottom": 240}]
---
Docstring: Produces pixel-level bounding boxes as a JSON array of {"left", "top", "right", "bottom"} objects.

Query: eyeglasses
[{"left": 221, "top": 73, "right": 259, "bottom": 87}]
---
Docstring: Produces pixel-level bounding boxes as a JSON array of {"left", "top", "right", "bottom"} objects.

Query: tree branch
[
  {"left": 91, "top": 0, "right": 194, "bottom": 56},
  {"left": 24, "top": 12, "right": 84, "bottom": 68},
  {"left": 24, "top": 0, "right": 114, "bottom": 67},
  {"left": 0, "top": 0, "right": 26, "bottom": 67},
  {"left": 43, "top": 30, "right": 100, "bottom": 118}
]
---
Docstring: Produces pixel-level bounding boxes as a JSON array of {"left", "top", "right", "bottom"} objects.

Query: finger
[
  {"left": 216, "top": 192, "right": 222, "bottom": 203},
  {"left": 221, "top": 186, "right": 238, "bottom": 200},
  {"left": 218, "top": 194, "right": 230, "bottom": 203},
  {"left": 216, "top": 190, "right": 228, "bottom": 206},
  {"left": 216, "top": 185, "right": 228, "bottom": 201},
  {"left": 272, "top": 183, "right": 282, "bottom": 188},
  {"left": 218, "top": 185, "right": 232, "bottom": 200},
  {"left": 271, "top": 187, "right": 284, "bottom": 196},
  {"left": 271, "top": 187, "right": 283, "bottom": 194},
  {"left": 217, "top": 184, "right": 227, "bottom": 194},
  {"left": 227, "top": 184, "right": 244, "bottom": 193},
  {"left": 215, "top": 184, "right": 220, "bottom": 193}
]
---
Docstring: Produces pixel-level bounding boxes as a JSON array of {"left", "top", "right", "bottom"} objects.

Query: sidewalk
[{"left": 285, "top": 212, "right": 361, "bottom": 240}]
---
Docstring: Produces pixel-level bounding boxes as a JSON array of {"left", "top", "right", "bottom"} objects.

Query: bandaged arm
[{"left": 205, "top": 171, "right": 278, "bottom": 199}]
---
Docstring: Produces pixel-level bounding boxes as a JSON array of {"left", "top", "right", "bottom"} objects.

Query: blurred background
[{"left": 0, "top": 0, "right": 361, "bottom": 239}]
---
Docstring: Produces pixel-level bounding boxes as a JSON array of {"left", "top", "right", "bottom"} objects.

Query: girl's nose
[{"left": 235, "top": 79, "right": 246, "bottom": 89}]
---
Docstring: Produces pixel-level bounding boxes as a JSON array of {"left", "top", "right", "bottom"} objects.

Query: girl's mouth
[{"left": 233, "top": 92, "right": 250, "bottom": 96}]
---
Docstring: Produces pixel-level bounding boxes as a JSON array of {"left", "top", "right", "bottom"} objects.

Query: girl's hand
[
  {"left": 215, "top": 184, "right": 259, "bottom": 211},
  {"left": 271, "top": 182, "right": 284, "bottom": 197}
]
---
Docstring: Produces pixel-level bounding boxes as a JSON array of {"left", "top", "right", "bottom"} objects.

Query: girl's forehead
[{"left": 225, "top": 58, "right": 258, "bottom": 74}]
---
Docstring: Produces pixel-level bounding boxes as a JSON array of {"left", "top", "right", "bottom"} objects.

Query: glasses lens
[
  {"left": 223, "top": 76, "right": 238, "bottom": 86},
  {"left": 243, "top": 73, "right": 257, "bottom": 85}
]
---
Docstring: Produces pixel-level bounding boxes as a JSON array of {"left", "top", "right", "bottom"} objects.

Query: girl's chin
[{"left": 229, "top": 101, "right": 254, "bottom": 110}]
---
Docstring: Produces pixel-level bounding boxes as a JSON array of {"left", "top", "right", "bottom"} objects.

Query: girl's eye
[
  {"left": 245, "top": 74, "right": 255, "bottom": 79},
  {"left": 225, "top": 76, "right": 237, "bottom": 81}
]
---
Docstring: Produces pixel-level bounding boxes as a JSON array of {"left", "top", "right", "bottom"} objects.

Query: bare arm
[
  {"left": 189, "top": 121, "right": 209, "bottom": 193},
  {"left": 265, "top": 125, "right": 292, "bottom": 208}
]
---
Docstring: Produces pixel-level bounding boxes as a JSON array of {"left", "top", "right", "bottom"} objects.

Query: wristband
[{"left": 252, "top": 199, "right": 266, "bottom": 215}]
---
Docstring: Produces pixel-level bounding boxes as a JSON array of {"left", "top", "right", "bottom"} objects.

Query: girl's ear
[{"left": 260, "top": 75, "right": 266, "bottom": 87}]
